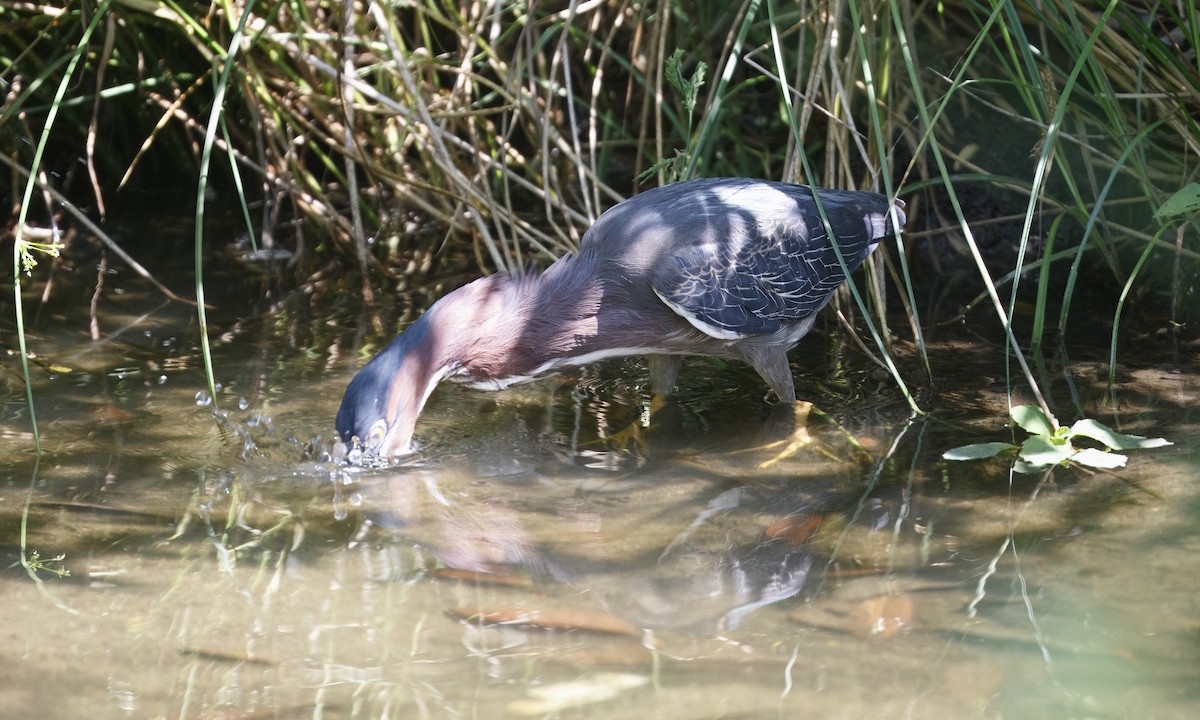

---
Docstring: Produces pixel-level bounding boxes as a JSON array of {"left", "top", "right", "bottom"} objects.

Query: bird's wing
[{"left": 651, "top": 195, "right": 883, "bottom": 341}]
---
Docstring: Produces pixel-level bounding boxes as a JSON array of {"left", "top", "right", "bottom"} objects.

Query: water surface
[{"left": 2, "top": 251, "right": 1197, "bottom": 719}]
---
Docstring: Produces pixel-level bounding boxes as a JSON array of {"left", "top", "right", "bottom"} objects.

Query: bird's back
[{"left": 581, "top": 178, "right": 903, "bottom": 342}]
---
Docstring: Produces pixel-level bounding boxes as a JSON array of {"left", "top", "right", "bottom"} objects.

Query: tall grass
[{"left": 3, "top": 0, "right": 1198, "bottom": 429}]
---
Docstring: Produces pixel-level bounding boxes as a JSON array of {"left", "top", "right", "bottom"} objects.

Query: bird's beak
[
  {"left": 370, "top": 361, "right": 451, "bottom": 457},
  {"left": 376, "top": 419, "right": 415, "bottom": 457}
]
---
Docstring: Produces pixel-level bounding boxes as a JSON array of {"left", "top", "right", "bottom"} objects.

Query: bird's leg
[
  {"left": 757, "top": 401, "right": 813, "bottom": 469},
  {"left": 733, "top": 344, "right": 814, "bottom": 466},
  {"left": 737, "top": 345, "right": 797, "bottom": 404},
  {"left": 648, "top": 354, "right": 683, "bottom": 396},
  {"left": 593, "top": 355, "right": 681, "bottom": 456},
  {"left": 646, "top": 353, "right": 690, "bottom": 433},
  {"left": 646, "top": 354, "right": 682, "bottom": 420}
]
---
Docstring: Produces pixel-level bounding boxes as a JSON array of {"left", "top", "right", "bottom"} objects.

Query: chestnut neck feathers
[{"left": 418, "top": 246, "right": 707, "bottom": 390}]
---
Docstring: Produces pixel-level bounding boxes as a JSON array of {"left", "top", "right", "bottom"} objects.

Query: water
[{"left": 2, "top": 253, "right": 1197, "bottom": 719}]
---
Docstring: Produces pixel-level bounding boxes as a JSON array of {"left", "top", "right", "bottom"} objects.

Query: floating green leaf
[
  {"left": 1013, "top": 459, "right": 1048, "bottom": 474},
  {"left": 1069, "top": 418, "right": 1173, "bottom": 451},
  {"left": 1020, "top": 435, "right": 1075, "bottom": 467},
  {"left": 1010, "top": 404, "right": 1055, "bottom": 437},
  {"left": 1071, "top": 448, "right": 1128, "bottom": 469},
  {"left": 942, "top": 442, "right": 1017, "bottom": 461}
]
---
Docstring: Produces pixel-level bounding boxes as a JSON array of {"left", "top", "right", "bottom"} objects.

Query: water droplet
[
  {"left": 194, "top": 390, "right": 212, "bottom": 407},
  {"left": 238, "top": 397, "right": 249, "bottom": 410},
  {"left": 157, "top": 375, "right": 167, "bottom": 385}
]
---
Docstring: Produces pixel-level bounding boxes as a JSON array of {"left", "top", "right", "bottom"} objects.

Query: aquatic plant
[{"left": 943, "top": 404, "right": 1172, "bottom": 473}]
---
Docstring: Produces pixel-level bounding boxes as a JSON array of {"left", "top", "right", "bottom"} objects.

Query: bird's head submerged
[
  {"left": 336, "top": 314, "right": 440, "bottom": 457},
  {"left": 335, "top": 275, "right": 525, "bottom": 457}
]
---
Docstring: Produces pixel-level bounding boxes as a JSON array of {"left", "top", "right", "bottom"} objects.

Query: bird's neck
[{"left": 430, "top": 261, "right": 605, "bottom": 389}]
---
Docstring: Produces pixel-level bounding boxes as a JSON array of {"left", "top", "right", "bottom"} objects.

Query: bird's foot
[
  {"left": 593, "top": 393, "right": 675, "bottom": 459},
  {"left": 755, "top": 401, "right": 814, "bottom": 469}
]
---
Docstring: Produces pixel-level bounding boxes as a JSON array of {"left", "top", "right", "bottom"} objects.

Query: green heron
[{"left": 338, "top": 177, "right": 905, "bottom": 456}]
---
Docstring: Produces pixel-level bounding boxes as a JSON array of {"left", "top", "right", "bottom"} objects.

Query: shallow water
[{"left": 2, "top": 254, "right": 1198, "bottom": 719}]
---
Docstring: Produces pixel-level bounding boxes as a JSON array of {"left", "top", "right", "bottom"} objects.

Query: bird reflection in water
[{"left": 356, "top": 468, "right": 877, "bottom": 634}]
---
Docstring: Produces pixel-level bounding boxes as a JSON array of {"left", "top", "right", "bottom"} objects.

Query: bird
[{"left": 337, "top": 177, "right": 905, "bottom": 457}]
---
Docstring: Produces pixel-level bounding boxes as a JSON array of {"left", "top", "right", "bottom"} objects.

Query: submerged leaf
[
  {"left": 1010, "top": 404, "right": 1055, "bottom": 436},
  {"left": 510, "top": 673, "right": 648, "bottom": 715},
  {"left": 450, "top": 607, "right": 642, "bottom": 637},
  {"left": 1069, "top": 418, "right": 1173, "bottom": 451},
  {"left": 1071, "top": 448, "right": 1128, "bottom": 469},
  {"left": 857, "top": 593, "right": 914, "bottom": 638},
  {"left": 1153, "top": 182, "right": 1200, "bottom": 219},
  {"left": 942, "top": 442, "right": 1017, "bottom": 461},
  {"left": 434, "top": 568, "right": 533, "bottom": 588},
  {"left": 765, "top": 513, "right": 823, "bottom": 545}
]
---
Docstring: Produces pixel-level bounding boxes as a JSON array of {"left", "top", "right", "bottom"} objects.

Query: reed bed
[{"left": 4, "top": 0, "right": 1198, "bottom": 425}]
